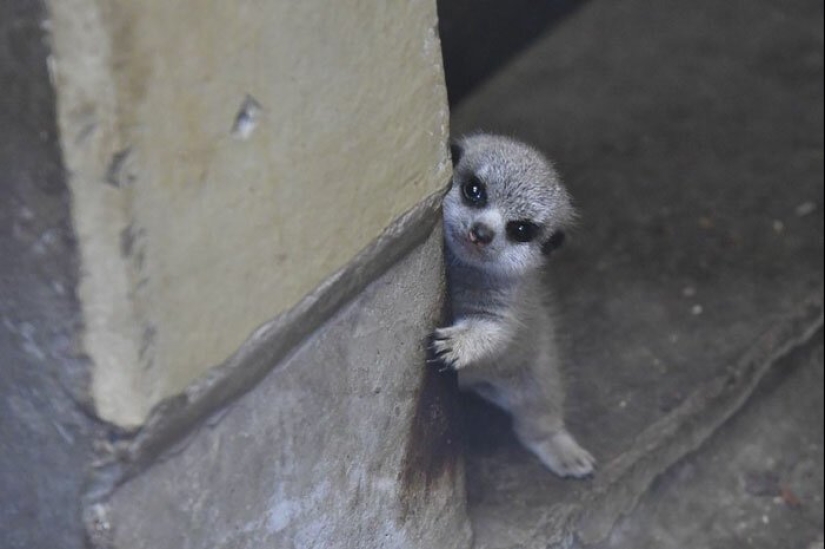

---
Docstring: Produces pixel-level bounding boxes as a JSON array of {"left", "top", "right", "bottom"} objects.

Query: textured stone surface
[
  {"left": 449, "top": 0, "right": 824, "bottom": 546},
  {"left": 595, "top": 340, "right": 824, "bottom": 549},
  {"left": 0, "top": 1, "right": 96, "bottom": 547},
  {"left": 47, "top": 0, "right": 451, "bottom": 426},
  {"left": 106, "top": 228, "right": 473, "bottom": 549},
  {"left": 101, "top": 193, "right": 444, "bottom": 490}
]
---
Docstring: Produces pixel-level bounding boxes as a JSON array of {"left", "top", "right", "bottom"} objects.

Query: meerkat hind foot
[{"left": 522, "top": 430, "right": 596, "bottom": 479}]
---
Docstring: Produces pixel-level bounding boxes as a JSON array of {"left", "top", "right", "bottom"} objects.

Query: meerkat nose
[{"left": 469, "top": 223, "right": 495, "bottom": 245}]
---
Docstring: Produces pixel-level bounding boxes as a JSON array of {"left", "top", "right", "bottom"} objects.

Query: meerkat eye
[
  {"left": 506, "top": 220, "right": 541, "bottom": 243},
  {"left": 461, "top": 176, "right": 487, "bottom": 207}
]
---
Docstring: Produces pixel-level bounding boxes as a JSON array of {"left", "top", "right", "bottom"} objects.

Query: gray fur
[{"left": 433, "top": 134, "right": 595, "bottom": 478}]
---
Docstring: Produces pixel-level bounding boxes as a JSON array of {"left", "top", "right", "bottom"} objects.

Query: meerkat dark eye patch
[
  {"left": 541, "top": 230, "right": 566, "bottom": 255},
  {"left": 506, "top": 220, "right": 541, "bottom": 243},
  {"left": 461, "top": 176, "right": 487, "bottom": 207}
]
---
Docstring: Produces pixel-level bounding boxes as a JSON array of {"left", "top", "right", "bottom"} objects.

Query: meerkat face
[{"left": 443, "top": 135, "right": 574, "bottom": 277}]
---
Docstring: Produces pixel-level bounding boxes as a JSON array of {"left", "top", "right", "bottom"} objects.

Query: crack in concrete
[{"left": 567, "top": 294, "right": 823, "bottom": 547}]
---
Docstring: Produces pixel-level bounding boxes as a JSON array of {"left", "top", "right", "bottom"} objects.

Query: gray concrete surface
[
  {"left": 595, "top": 340, "right": 824, "bottom": 549},
  {"left": 104, "top": 227, "right": 473, "bottom": 549},
  {"left": 0, "top": 1, "right": 98, "bottom": 548},
  {"left": 3, "top": 1, "right": 464, "bottom": 546},
  {"left": 90, "top": 193, "right": 446, "bottom": 493},
  {"left": 450, "top": 0, "right": 824, "bottom": 546}
]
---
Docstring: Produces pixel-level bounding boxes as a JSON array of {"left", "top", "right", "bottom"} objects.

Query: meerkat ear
[
  {"left": 450, "top": 140, "right": 464, "bottom": 166},
  {"left": 542, "top": 230, "right": 566, "bottom": 256}
]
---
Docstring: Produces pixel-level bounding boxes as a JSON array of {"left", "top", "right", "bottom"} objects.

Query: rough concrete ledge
[
  {"left": 575, "top": 295, "right": 823, "bottom": 546},
  {"left": 592, "top": 336, "right": 824, "bottom": 549},
  {"left": 99, "top": 212, "right": 472, "bottom": 549},
  {"left": 85, "top": 190, "right": 444, "bottom": 502}
]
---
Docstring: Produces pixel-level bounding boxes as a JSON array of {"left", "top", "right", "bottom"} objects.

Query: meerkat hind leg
[
  {"left": 460, "top": 372, "right": 595, "bottom": 478},
  {"left": 513, "top": 412, "right": 596, "bottom": 478}
]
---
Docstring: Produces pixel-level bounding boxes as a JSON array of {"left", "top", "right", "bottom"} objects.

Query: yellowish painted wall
[{"left": 49, "top": 0, "right": 450, "bottom": 427}]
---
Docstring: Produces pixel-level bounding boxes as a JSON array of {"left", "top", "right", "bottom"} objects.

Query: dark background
[{"left": 437, "top": 0, "right": 587, "bottom": 106}]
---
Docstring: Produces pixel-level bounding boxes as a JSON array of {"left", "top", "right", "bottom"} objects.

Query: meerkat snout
[{"left": 469, "top": 223, "right": 495, "bottom": 245}]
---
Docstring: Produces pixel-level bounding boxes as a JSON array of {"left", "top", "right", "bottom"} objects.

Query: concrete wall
[
  {"left": 48, "top": 0, "right": 451, "bottom": 427},
  {"left": 1, "top": 0, "right": 471, "bottom": 547}
]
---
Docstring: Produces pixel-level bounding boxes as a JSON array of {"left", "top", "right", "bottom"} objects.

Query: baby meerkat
[{"left": 431, "top": 134, "right": 595, "bottom": 478}]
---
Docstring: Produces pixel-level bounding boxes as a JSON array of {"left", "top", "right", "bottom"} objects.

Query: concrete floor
[
  {"left": 597, "top": 341, "right": 823, "bottom": 549},
  {"left": 448, "top": 0, "right": 823, "bottom": 546}
]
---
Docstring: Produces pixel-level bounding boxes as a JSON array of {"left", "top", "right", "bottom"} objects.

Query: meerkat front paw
[
  {"left": 430, "top": 324, "right": 474, "bottom": 370},
  {"left": 524, "top": 430, "right": 596, "bottom": 478}
]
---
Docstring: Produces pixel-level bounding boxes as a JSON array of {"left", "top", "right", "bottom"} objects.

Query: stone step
[{"left": 593, "top": 339, "right": 823, "bottom": 549}]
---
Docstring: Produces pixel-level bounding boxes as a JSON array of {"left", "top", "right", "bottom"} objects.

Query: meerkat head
[{"left": 443, "top": 134, "right": 574, "bottom": 277}]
